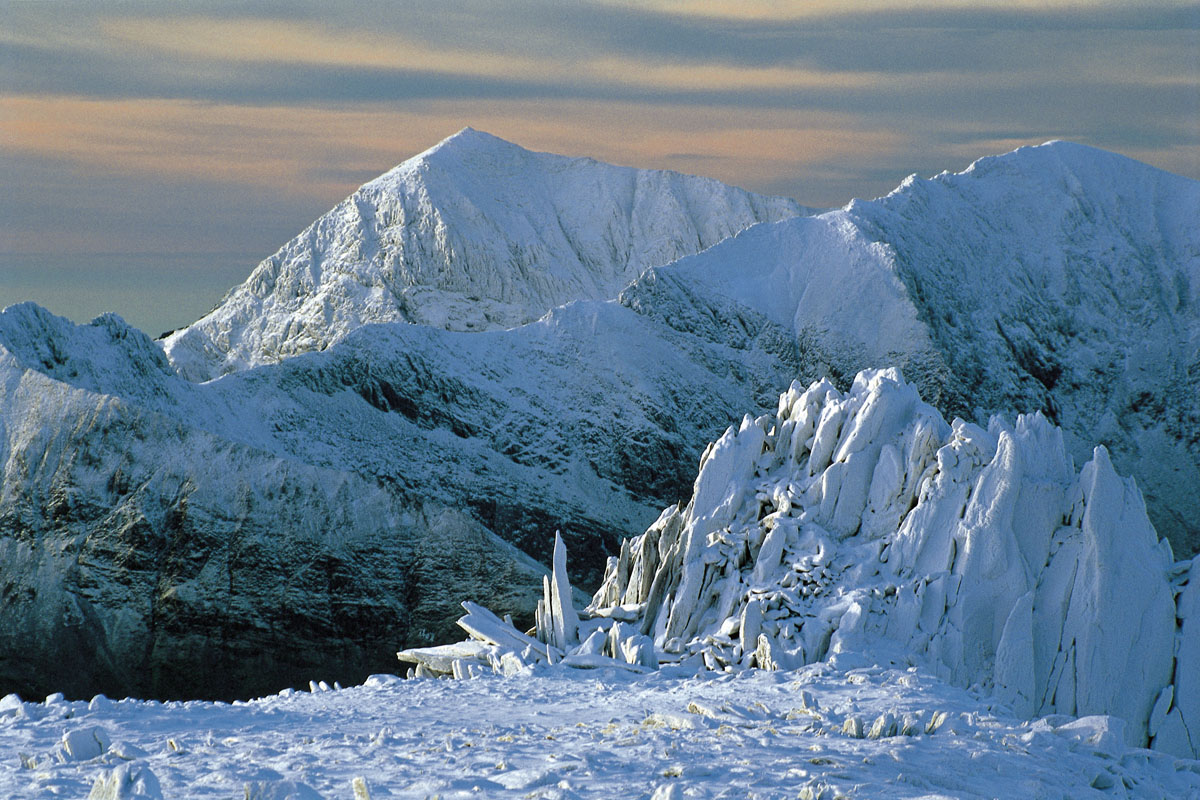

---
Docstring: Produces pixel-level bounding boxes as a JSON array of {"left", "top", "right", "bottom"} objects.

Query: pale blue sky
[{"left": 3, "top": 0, "right": 1197, "bottom": 336}]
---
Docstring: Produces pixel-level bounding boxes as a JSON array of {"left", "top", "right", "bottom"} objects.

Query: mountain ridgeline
[{"left": 1, "top": 130, "right": 1196, "bottom": 700}]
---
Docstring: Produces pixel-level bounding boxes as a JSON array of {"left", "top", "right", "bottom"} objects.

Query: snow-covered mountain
[
  {"left": 1, "top": 132, "right": 1197, "bottom": 704},
  {"left": 626, "top": 141, "right": 1200, "bottom": 556},
  {"left": 162, "top": 127, "right": 807, "bottom": 381},
  {"left": 0, "top": 305, "right": 564, "bottom": 701}
]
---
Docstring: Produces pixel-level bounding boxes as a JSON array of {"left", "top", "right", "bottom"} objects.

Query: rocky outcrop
[{"left": 410, "top": 369, "right": 1198, "bottom": 757}]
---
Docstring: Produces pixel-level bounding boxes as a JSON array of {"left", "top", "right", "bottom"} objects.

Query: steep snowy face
[
  {"left": 162, "top": 128, "right": 806, "bottom": 381},
  {"left": 633, "top": 141, "right": 1200, "bottom": 555},
  {"left": 414, "top": 369, "right": 1197, "bottom": 758},
  {"left": 0, "top": 329, "right": 556, "bottom": 700},
  {"left": 847, "top": 142, "right": 1200, "bottom": 555},
  {"left": 0, "top": 302, "right": 179, "bottom": 405}
]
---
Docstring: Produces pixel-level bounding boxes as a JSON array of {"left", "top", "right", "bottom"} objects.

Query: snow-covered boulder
[{"left": 421, "top": 369, "right": 1198, "bottom": 756}]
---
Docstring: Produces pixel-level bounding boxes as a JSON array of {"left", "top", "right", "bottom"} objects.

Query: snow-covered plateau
[{"left": 2, "top": 130, "right": 1199, "bottom": 793}]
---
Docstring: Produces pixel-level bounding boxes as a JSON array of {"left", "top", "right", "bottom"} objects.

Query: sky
[{"left": 2, "top": 0, "right": 1198, "bottom": 337}]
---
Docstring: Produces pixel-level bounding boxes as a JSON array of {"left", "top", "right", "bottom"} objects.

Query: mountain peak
[
  {"left": 404, "top": 126, "right": 526, "bottom": 166},
  {"left": 430, "top": 126, "right": 517, "bottom": 153},
  {"left": 162, "top": 133, "right": 805, "bottom": 381},
  {"left": 956, "top": 139, "right": 1176, "bottom": 186}
]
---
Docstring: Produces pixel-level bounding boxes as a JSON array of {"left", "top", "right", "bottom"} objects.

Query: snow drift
[{"left": 406, "top": 369, "right": 1199, "bottom": 758}]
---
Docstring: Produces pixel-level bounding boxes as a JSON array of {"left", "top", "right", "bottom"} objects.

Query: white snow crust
[{"left": 405, "top": 370, "right": 1200, "bottom": 760}]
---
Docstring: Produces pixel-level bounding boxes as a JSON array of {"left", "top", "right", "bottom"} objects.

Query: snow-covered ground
[{"left": 5, "top": 664, "right": 1200, "bottom": 799}]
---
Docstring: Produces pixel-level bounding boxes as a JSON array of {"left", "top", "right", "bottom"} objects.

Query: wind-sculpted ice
[{"left": 404, "top": 369, "right": 1199, "bottom": 757}]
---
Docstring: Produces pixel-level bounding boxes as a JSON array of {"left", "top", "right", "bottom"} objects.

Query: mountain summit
[{"left": 162, "top": 128, "right": 807, "bottom": 382}]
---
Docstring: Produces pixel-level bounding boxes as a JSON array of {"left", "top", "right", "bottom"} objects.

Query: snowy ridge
[
  {"left": 162, "top": 128, "right": 806, "bottom": 381},
  {"left": 846, "top": 141, "right": 1200, "bottom": 556},
  {"left": 408, "top": 369, "right": 1199, "bottom": 757},
  {"left": 0, "top": 318, "right": 564, "bottom": 701},
  {"left": 624, "top": 140, "right": 1200, "bottom": 555}
]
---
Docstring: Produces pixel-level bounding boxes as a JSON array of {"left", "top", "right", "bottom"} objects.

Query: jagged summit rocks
[
  {"left": 162, "top": 127, "right": 807, "bottom": 382},
  {"left": 404, "top": 369, "right": 1199, "bottom": 759}
]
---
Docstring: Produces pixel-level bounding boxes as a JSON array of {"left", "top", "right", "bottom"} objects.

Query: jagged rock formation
[
  {"left": 162, "top": 127, "right": 806, "bottom": 381},
  {"left": 407, "top": 369, "right": 1199, "bottom": 758}
]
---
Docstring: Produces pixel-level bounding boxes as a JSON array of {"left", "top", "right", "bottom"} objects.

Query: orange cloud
[
  {"left": 594, "top": 0, "right": 1151, "bottom": 21},
  {"left": 0, "top": 94, "right": 911, "bottom": 207},
  {"left": 99, "top": 16, "right": 906, "bottom": 95},
  {"left": 101, "top": 18, "right": 554, "bottom": 78}
]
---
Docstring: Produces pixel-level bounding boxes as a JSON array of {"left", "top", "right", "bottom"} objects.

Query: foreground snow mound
[
  {"left": 406, "top": 369, "right": 1199, "bottom": 757},
  {"left": 163, "top": 127, "right": 805, "bottom": 381}
]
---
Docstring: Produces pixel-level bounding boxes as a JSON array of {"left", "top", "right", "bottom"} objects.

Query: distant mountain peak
[
  {"left": 397, "top": 126, "right": 524, "bottom": 168},
  {"left": 162, "top": 134, "right": 807, "bottom": 381}
]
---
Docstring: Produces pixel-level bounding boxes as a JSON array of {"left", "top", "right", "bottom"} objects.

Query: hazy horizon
[{"left": 3, "top": 0, "right": 1197, "bottom": 336}]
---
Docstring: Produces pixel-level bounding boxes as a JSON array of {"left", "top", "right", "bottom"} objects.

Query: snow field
[{"left": 4, "top": 665, "right": 1200, "bottom": 799}]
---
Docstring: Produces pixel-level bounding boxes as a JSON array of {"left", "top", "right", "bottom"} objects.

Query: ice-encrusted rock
[
  {"left": 59, "top": 726, "right": 111, "bottom": 762},
  {"left": 163, "top": 127, "right": 806, "bottom": 381},
  {"left": 423, "top": 369, "right": 1197, "bottom": 756},
  {"left": 88, "top": 763, "right": 162, "bottom": 800},
  {"left": 243, "top": 780, "right": 324, "bottom": 800}
]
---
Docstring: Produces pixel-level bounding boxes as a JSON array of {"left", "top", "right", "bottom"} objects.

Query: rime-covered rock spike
[{"left": 431, "top": 368, "right": 1198, "bottom": 758}]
